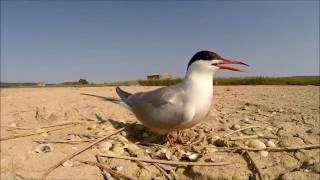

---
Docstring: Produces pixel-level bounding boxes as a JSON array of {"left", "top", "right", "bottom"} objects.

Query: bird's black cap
[{"left": 187, "top": 50, "right": 222, "bottom": 70}]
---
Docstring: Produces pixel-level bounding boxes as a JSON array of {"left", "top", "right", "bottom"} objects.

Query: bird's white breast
[{"left": 178, "top": 70, "right": 214, "bottom": 129}]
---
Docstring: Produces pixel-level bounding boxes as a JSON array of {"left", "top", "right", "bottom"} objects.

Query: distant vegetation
[
  {"left": 213, "top": 76, "right": 320, "bottom": 86},
  {"left": 137, "top": 76, "right": 319, "bottom": 86},
  {"left": 1, "top": 76, "right": 319, "bottom": 88}
]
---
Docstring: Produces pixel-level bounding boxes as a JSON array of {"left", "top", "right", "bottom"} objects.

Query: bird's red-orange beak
[{"left": 214, "top": 58, "right": 249, "bottom": 72}]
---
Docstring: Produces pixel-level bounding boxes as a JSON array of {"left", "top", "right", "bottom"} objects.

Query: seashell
[{"left": 188, "top": 153, "right": 201, "bottom": 161}]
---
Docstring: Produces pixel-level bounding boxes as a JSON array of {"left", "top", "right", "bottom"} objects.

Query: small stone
[
  {"left": 209, "top": 155, "right": 224, "bottom": 162},
  {"left": 217, "top": 127, "right": 226, "bottom": 131},
  {"left": 10, "top": 123, "right": 17, "bottom": 127},
  {"left": 257, "top": 132, "right": 264, "bottom": 137},
  {"left": 231, "top": 124, "right": 241, "bottom": 130},
  {"left": 68, "top": 134, "right": 81, "bottom": 141},
  {"left": 145, "top": 149, "right": 151, "bottom": 154},
  {"left": 242, "top": 106, "right": 248, "bottom": 110},
  {"left": 41, "top": 132, "right": 49, "bottom": 138},
  {"left": 98, "top": 141, "right": 113, "bottom": 152},
  {"left": 91, "top": 125, "right": 97, "bottom": 129},
  {"left": 247, "top": 140, "right": 266, "bottom": 149},
  {"left": 34, "top": 144, "right": 54, "bottom": 153},
  {"left": 265, "top": 127, "right": 273, "bottom": 131},
  {"left": 306, "top": 129, "right": 313, "bottom": 134},
  {"left": 120, "top": 131, "right": 127, "bottom": 136},
  {"left": 113, "top": 166, "right": 123, "bottom": 172},
  {"left": 260, "top": 151, "right": 269, "bottom": 157},
  {"left": 244, "top": 116, "right": 250, "bottom": 121},
  {"left": 157, "top": 148, "right": 172, "bottom": 160},
  {"left": 279, "top": 136, "right": 304, "bottom": 147},
  {"left": 272, "top": 112, "right": 277, "bottom": 115},
  {"left": 279, "top": 108, "right": 284, "bottom": 113},
  {"left": 266, "top": 140, "right": 276, "bottom": 148},
  {"left": 111, "top": 143, "right": 124, "bottom": 155},
  {"left": 165, "top": 151, "right": 173, "bottom": 160},
  {"left": 62, "top": 160, "right": 73, "bottom": 167}
]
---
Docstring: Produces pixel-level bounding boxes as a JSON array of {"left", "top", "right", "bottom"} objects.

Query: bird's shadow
[{"left": 95, "top": 114, "right": 164, "bottom": 145}]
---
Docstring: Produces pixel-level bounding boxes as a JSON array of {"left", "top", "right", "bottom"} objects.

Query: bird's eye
[{"left": 212, "top": 63, "right": 218, "bottom": 66}]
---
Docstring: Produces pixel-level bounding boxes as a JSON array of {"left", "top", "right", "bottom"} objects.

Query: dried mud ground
[{"left": 1, "top": 86, "right": 319, "bottom": 180}]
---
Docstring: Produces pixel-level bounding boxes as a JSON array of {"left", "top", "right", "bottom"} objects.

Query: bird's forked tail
[{"left": 115, "top": 86, "right": 133, "bottom": 109}]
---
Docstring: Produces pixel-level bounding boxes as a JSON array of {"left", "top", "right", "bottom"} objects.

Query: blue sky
[{"left": 1, "top": 1, "right": 319, "bottom": 83}]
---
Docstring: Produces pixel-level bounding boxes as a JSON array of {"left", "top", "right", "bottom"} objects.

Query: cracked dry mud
[{"left": 1, "top": 86, "right": 319, "bottom": 180}]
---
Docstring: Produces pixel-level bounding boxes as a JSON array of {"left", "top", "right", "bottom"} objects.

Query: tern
[{"left": 114, "top": 50, "right": 248, "bottom": 145}]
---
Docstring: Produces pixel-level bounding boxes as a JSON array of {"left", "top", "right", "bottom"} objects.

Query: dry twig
[
  {"left": 39, "top": 128, "right": 124, "bottom": 180},
  {"left": 34, "top": 139, "right": 94, "bottom": 144},
  {"left": 99, "top": 154, "right": 230, "bottom": 166},
  {"left": 229, "top": 135, "right": 278, "bottom": 141},
  {"left": 214, "top": 144, "right": 320, "bottom": 152},
  {"left": 80, "top": 160, "right": 135, "bottom": 180},
  {"left": 0, "top": 126, "right": 72, "bottom": 141},
  {"left": 223, "top": 126, "right": 261, "bottom": 138},
  {"left": 96, "top": 155, "right": 114, "bottom": 180},
  {"left": 153, "top": 163, "right": 173, "bottom": 180},
  {"left": 244, "top": 150, "right": 264, "bottom": 180},
  {"left": 1, "top": 121, "right": 86, "bottom": 131}
]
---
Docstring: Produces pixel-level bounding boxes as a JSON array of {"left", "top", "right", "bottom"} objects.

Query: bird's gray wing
[{"left": 126, "top": 85, "right": 187, "bottom": 130}]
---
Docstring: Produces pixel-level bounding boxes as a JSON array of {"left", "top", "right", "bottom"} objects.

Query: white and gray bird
[{"left": 114, "top": 50, "right": 248, "bottom": 145}]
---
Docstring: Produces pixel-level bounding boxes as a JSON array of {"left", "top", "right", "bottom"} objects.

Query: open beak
[{"left": 215, "top": 58, "right": 249, "bottom": 72}]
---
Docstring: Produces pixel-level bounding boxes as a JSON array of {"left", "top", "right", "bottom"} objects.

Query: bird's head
[{"left": 187, "top": 50, "right": 249, "bottom": 73}]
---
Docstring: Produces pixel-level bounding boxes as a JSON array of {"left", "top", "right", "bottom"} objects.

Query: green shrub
[{"left": 78, "top": 79, "right": 89, "bottom": 84}]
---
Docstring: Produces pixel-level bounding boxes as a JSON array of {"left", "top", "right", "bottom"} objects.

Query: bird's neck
[{"left": 182, "top": 68, "right": 215, "bottom": 93}]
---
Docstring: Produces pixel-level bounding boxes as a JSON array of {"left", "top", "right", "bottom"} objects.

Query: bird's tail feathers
[
  {"left": 115, "top": 87, "right": 133, "bottom": 109},
  {"left": 115, "top": 87, "right": 132, "bottom": 100}
]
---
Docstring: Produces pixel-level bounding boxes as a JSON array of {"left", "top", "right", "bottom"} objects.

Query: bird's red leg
[
  {"left": 176, "top": 130, "right": 185, "bottom": 144},
  {"left": 164, "top": 132, "right": 174, "bottom": 146}
]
